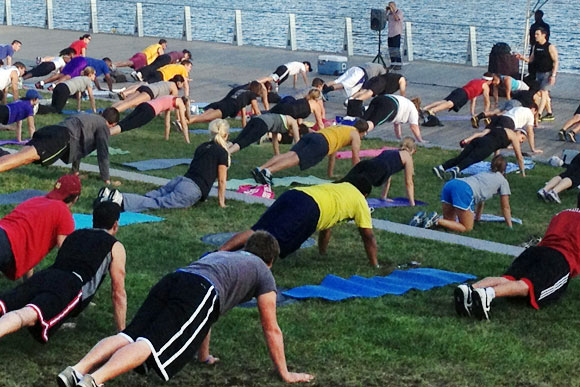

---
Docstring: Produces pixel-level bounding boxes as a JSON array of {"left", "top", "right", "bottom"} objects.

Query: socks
[{"left": 485, "top": 287, "right": 496, "bottom": 301}]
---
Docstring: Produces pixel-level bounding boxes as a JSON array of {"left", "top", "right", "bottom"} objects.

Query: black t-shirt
[
  {"left": 512, "top": 90, "right": 535, "bottom": 108},
  {"left": 232, "top": 90, "right": 258, "bottom": 111},
  {"left": 184, "top": 141, "right": 229, "bottom": 199}
]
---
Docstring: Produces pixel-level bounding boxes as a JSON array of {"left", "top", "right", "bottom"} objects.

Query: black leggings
[
  {"left": 0, "top": 105, "right": 9, "bottom": 124},
  {"left": 25, "top": 62, "right": 57, "bottom": 78},
  {"left": 51, "top": 83, "right": 71, "bottom": 113},
  {"left": 139, "top": 55, "right": 171, "bottom": 80},
  {"left": 363, "top": 95, "right": 398, "bottom": 126},
  {"left": 118, "top": 103, "right": 156, "bottom": 132},
  {"left": 442, "top": 130, "right": 509, "bottom": 171},
  {"left": 232, "top": 117, "right": 269, "bottom": 149},
  {"left": 144, "top": 71, "right": 164, "bottom": 84}
]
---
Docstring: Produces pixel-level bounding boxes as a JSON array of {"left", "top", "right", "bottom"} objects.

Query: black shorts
[
  {"left": 503, "top": 246, "right": 571, "bottom": 309},
  {"left": 252, "top": 189, "right": 320, "bottom": 258},
  {"left": 560, "top": 154, "right": 580, "bottom": 186},
  {"left": 206, "top": 98, "right": 238, "bottom": 119},
  {"left": 444, "top": 88, "right": 469, "bottom": 112},
  {"left": 137, "top": 85, "right": 155, "bottom": 100},
  {"left": 290, "top": 133, "right": 329, "bottom": 171},
  {"left": 0, "top": 227, "right": 14, "bottom": 274},
  {"left": 0, "top": 269, "right": 82, "bottom": 343},
  {"left": 145, "top": 71, "right": 164, "bottom": 84},
  {"left": 121, "top": 272, "right": 219, "bottom": 381},
  {"left": 0, "top": 104, "right": 9, "bottom": 125},
  {"left": 27, "top": 125, "right": 70, "bottom": 166},
  {"left": 273, "top": 65, "right": 290, "bottom": 84},
  {"left": 575, "top": 104, "right": 580, "bottom": 115},
  {"left": 232, "top": 117, "right": 268, "bottom": 149},
  {"left": 489, "top": 115, "right": 515, "bottom": 130}
]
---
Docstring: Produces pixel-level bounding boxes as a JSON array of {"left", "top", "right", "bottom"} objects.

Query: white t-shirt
[
  {"left": 52, "top": 57, "right": 66, "bottom": 71},
  {"left": 285, "top": 61, "right": 306, "bottom": 76},
  {"left": 503, "top": 107, "right": 534, "bottom": 129},
  {"left": 0, "top": 66, "right": 16, "bottom": 89},
  {"left": 391, "top": 95, "right": 419, "bottom": 125}
]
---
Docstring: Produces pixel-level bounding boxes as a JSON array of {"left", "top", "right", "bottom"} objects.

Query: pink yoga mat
[{"left": 336, "top": 146, "right": 398, "bottom": 159}]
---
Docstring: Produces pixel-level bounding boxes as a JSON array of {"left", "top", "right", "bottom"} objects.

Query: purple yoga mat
[
  {"left": 0, "top": 139, "right": 28, "bottom": 146},
  {"left": 367, "top": 197, "right": 427, "bottom": 208}
]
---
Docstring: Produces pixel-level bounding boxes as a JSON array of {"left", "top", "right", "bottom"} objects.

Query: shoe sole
[
  {"left": 470, "top": 117, "right": 479, "bottom": 129},
  {"left": 471, "top": 290, "right": 490, "bottom": 320},
  {"left": 57, "top": 372, "right": 77, "bottom": 387},
  {"left": 423, "top": 212, "right": 438, "bottom": 229},
  {"left": 453, "top": 286, "right": 471, "bottom": 317},
  {"left": 542, "top": 117, "right": 555, "bottom": 121},
  {"left": 568, "top": 133, "right": 576, "bottom": 143}
]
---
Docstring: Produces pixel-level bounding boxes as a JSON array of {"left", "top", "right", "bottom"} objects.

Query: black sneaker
[
  {"left": 97, "top": 187, "right": 111, "bottom": 201},
  {"left": 472, "top": 288, "right": 491, "bottom": 320},
  {"left": 57, "top": 366, "right": 81, "bottom": 387},
  {"left": 432, "top": 165, "right": 445, "bottom": 180},
  {"left": 567, "top": 131, "right": 576, "bottom": 143},
  {"left": 108, "top": 189, "right": 124, "bottom": 208},
  {"left": 422, "top": 211, "right": 439, "bottom": 229},
  {"left": 454, "top": 284, "right": 473, "bottom": 317},
  {"left": 558, "top": 129, "right": 567, "bottom": 141},
  {"left": 251, "top": 167, "right": 267, "bottom": 185},
  {"left": 261, "top": 169, "right": 274, "bottom": 185},
  {"left": 445, "top": 167, "right": 460, "bottom": 181},
  {"left": 470, "top": 115, "right": 480, "bottom": 129}
]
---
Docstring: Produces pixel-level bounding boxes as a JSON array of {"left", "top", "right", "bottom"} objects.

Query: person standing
[
  {"left": 386, "top": 2, "right": 403, "bottom": 70},
  {"left": 528, "top": 10, "right": 550, "bottom": 79}
]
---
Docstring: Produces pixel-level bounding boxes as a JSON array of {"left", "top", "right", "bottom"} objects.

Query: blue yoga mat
[
  {"left": 0, "top": 190, "right": 47, "bottom": 205},
  {"left": 0, "top": 139, "right": 28, "bottom": 146},
  {"left": 479, "top": 213, "right": 523, "bottom": 225},
  {"left": 461, "top": 159, "right": 535, "bottom": 175},
  {"left": 123, "top": 158, "right": 191, "bottom": 171},
  {"left": 438, "top": 114, "right": 471, "bottom": 122},
  {"left": 201, "top": 232, "right": 315, "bottom": 250},
  {"left": 190, "top": 127, "right": 242, "bottom": 135},
  {"left": 367, "top": 197, "right": 427, "bottom": 208},
  {"left": 283, "top": 268, "right": 476, "bottom": 301},
  {"left": 74, "top": 212, "right": 164, "bottom": 230},
  {"left": 61, "top": 108, "right": 105, "bottom": 115}
]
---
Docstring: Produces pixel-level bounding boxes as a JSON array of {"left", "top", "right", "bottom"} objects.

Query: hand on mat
[
  {"left": 201, "top": 354, "right": 220, "bottom": 365},
  {"left": 282, "top": 372, "right": 314, "bottom": 383}
]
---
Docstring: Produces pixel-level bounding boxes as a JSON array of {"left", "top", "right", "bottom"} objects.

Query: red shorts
[{"left": 130, "top": 52, "right": 147, "bottom": 70}]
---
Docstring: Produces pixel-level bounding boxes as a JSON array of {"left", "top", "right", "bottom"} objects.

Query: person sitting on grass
[
  {"left": 413, "top": 155, "right": 512, "bottom": 233},
  {"left": 112, "top": 76, "right": 184, "bottom": 113},
  {"left": 220, "top": 175, "right": 379, "bottom": 267},
  {"left": 537, "top": 153, "right": 580, "bottom": 204},
  {"left": 109, "top": 95, "right": 191, "bottom": 143},
  {"left": 104, "top": 119, "right": 230, "bottom": 212},
  {"left": 558, "top": 103, "right": 580, "bottom": 143},
  {"left": 0, "top": 174, "right": 79, "bottom": 281},
  {"left": 57, "top": 231, "right": 314, "bottom": 387},
  {"left": 251, "top": 119, "right": 369, "bottom": 184},
  {"left": 0, "top": 201, "right": 126, "bottom": 343},
  {"left": 341, "top": 137, "right": 416, "bottom": 203},
  {"left": 454, "top": 196, "right": 580, "bottom": 320},
  {"left": 0, "top": 89, "right": 40, "bottom": 142}
]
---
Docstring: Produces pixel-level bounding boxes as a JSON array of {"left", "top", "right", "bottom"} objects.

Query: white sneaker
[
  {"left": 454, "top": 284, "right": 472, "bottom": 317},
  {"left": 56, "top": 366, "right": 81, "bottom": 387},
  {"left": 108, "top": 189, "right": 124, "bottom": 208},
  {"left": 97, "top": 187, "right": 111, "bottom": 201},
  {"left": 472, "top": 288, "right": 491, "bottom": 320},
  {"left": 547, "top": 190, "right": 561, "bottom": 204}
]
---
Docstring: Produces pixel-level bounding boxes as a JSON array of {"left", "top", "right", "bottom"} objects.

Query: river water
[{"left": 4, "top": 0, "right": 579, "bottom": 73}]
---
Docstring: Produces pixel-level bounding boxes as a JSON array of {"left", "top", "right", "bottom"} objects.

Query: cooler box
[{"left": 318, "top": 55, "right": 348, "bottom": 76}]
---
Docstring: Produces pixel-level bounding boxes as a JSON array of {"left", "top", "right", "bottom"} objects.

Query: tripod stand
[{"left": 372, "top": 29, "right": 387, "bottom": 68}]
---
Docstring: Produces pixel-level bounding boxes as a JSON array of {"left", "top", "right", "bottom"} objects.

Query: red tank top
[
  {"left": 538, "top": 209, "right": 580, "bottom": 277},
  {"left": 462, "top": 79, "right": 487, "bottom": 100}
]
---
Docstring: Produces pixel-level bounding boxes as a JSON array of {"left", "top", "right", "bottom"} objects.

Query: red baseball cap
[{"left": 46, "top": 174, "right": 82, "bottom": 200}]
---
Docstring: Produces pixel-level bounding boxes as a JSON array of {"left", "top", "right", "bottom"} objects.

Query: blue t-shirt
[
  {"left": 0, "top": 45, "right": 14, "bottom": 60},
  {"left": 85, "top": 57, "right": 110, "bottom": 76},
  {"left": 6, "top": 100, "right": 33, "bottom": 124}
]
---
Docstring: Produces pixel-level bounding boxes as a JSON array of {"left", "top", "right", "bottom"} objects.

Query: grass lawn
[{"left": 0, "top": 102, "right": 579, "bottom": 386}]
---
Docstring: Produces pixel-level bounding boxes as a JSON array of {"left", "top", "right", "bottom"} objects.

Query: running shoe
[
  {"left": 547, "top": 190, "right": 561, "bottom": 204},
  {"left": 76, "top": 374, "right": 100, "bottom": 387},
  {"left": 422, "top": 211, "right": 439, "bottom": 229},
  {"left": 558, "top": 129, "right": 567, "bottom": 141},
  {"left": 130, "top": 71, "right": 139, "bottom": 82},
  {"left": 35, "top": 56, "right": 42, "bottom": 65},
  {"left": 432, "top": 165, "right": 445, "bottom": 180},
  {"left": 471, "top": 288, "right": 491, "bottom": 320},
  {"left": 567, "top": 131, "right": 576, "bottom": 143},
  {"left": 261, "top": 169, "right": 274, "bottom": 185},
  {"left": 171, "top": 120, "right": 183, "bottom": 133},
  {"left": 97, "top": 187, "right": 111, "bottom": 201},
  {"left": 482, "top": 118, "right": 492, "bottom": 127},
  {"left": 541, "top": 113, "right": 555, "bottom": 121},
  {"left": 108, "top": 189, "right": 124, "bottom": 208},
  {"left": 409, "top": 211, "right": 426, "bottom": 227},
  {"left": 136, "top": 72, "right": 144, "bottom": 82},
  {"left": 454, "top": 284, "right": 473, "bottom": 317},
  {"left": 57, "top": 366, "right": 81, "bottom": 387},
  {"left": 536, "top": 188, "right": 548, "bottom": 202},
  {"left": 34, "top": 81, "right": 44, "bottom": 90},
  {"left": 445, "top": 166, "right": 460, "bottom": 181},
  {"left": 251, "top": 167, "right": 267, "bottom": 185},
  {"left": 470, "top": 115, "right": 480, "bottom": 129}
]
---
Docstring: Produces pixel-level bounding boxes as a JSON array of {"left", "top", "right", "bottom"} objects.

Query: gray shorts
[{"left": 536, "top": 72, "right": 553, "bottom": 91}]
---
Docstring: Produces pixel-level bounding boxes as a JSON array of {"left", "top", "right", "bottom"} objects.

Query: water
[{"left": 3, "top": 0, "right": 580, "bottom": 73}]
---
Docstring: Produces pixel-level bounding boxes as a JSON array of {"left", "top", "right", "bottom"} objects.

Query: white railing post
[
  {"left": 287, "top": 14, "right": 297, "bottom": 51},
  {"left": 343, "top": 17, "right": 353, "bottom": 56},
  {"left": 4, "top": 0, "right": 11, "bottom": 26},
  {"left": 89, "top": 0, "right": 98, "bottom": 33},
  {"left": 403, "top": 21, "right": 413, "bottom": 62},
  {"left": 134, "top": 3, "right": 144, "bottom": 37},
  {"left": 233, "top": 10, "right": 243, "bottom": 46},
  {"left": 183, "top": 6, "right": 192, "bottom": 41},
  {"left": 45, "top": 0, "right": 54, "bottom": 29},
  {"left": 466, "top": 26, "right": 478, "bottom": 67}
]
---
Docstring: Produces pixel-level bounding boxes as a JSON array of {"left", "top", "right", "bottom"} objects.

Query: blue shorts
[
  {"left": 441, "top": 179, "right": 475, "bottom": 211},
  {"left": 290, "top": 133, "right": 329, "bottom": 171}
]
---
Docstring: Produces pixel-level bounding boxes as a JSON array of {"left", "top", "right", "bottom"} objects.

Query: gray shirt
[
  {"left": 179, "top": 251, "right": 276, "bottom": 315},
  {"left": 61, "top": 114, "right": 110, "bottom": 181},
  {"left": 258, "top": 113, "right": 287, "bottom": 134},
  {"left": 64, "top": 76, "right": 92, "bottom": 94},
  {"left": 360, "top": 62, "right": 387, "bottom": 79},
  {"left": 460, "top": 171, "right": 511, "bottom": 204},
  {"left": 147, "top": 81, "right": 173, "bottom": 99}
]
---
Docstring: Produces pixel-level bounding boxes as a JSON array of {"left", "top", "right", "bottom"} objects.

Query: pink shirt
[
  {"left": 387, "top": 9, "right": 404, "bottom": 37},
  {"left": 147, "top": 96, "right": 176, "bottom": 116}
]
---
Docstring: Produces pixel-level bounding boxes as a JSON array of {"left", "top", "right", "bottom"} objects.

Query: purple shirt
[
  {"left": 7, "top": 100, "right": 33, "bottom": 124},
  {"left": 0, "top": 45, "right": 14, "bottom": 60},
  {"left": 168, "top": 51, "right": 185, "bottom": 63},
  {"left": 61, "top": 57, "right": 87, "bottom": 78},
  {"left": 387, "top": 9, "right": 404, "bottom": 37}
]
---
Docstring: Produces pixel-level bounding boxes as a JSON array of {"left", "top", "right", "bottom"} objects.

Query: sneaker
[
  {"left": 260, "top": 169, "right": 273, "bottom": 185},
  {"left": 470, "top": 115, "right": 480, "bottom": 129},
  {"left": 454, "top": 284, "right": 473, "bottom": 317},
  {"left": 108, "top": 189, "right": 123, "bottom": 208},
  {"left": 409, "top": 211, "right": 426, "bottom": 227},
  {"left": 36, "top": 56, "right": 42, "bottom": 65},
  {"left": 171, "top": 120, "right": 183, "bottom": 133},
  {"left": 97, "top": 187, "right": 111, "bottom": 201},
  {"left": 567, "top": 131, "right": 576, "bottom": 143},
  {"left": 459, "top": 139, "right": 467, "bottom": 148},
  {"left": 546, "top": 190, "right": 561, "bottom": 204},
  {"left": 472, "top": 288, "right": 491, "bottom": 320},
  {"left": 34, "top": 81, "right": 44, "bottom": 90},
  {"left": 130, "top": 71, "right": 139, "bottom": 82},
  {"left": 422, "top": 211, "right": 439, "bottom": 229},
  {"left": 432, "top": 165, "right": 445, "bottom": 180},
  {"left": 558, "top": 129, "right": 567, "bottom": 141},
  {"left": 76, "top": 374, "right": 100, "bottom": 387},
  {"left": 536, "top": 188, "right": 548, "bottom": 202},
  {"left": 136, "top": 72, "right": 144, "bottom": 82},
  {"left": 47, "top": 84, "right": 54, "bottom": 92},
  {"left": 251, "top": 167, "right": 267, "bottom": 185},
  {"left": 483, "top": 118, "right": 492, "bottom": 127},
  {"left": 541, "top": 113, "right": 555, "bottom": 121},
  {"left": 57, "top": 366, "right": 81, "bottom": 387},
  {"left": 445, "top": 166, "right": 460, "bottom": 181}
]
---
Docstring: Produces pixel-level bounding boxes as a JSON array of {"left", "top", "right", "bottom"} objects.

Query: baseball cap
[
  {"left": 46, "top": 174, "right": 82, "bottom": 200},
  {"left": 24, "top": 89, "right": 40, "bottom": 100}
]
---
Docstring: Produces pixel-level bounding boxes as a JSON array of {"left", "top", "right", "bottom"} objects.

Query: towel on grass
[
  {"left": 74, "top": 212, "right": 164, "bottom": 230},
  {"left": 283, "top": 268, "right": 476, "bottom": 301},
  {"left": 88, "top": 147, "right": 129, "bottom": 157},
  {"left": 201, "top": 232, "right": 315, "bottom": 250},
  {"left": 123, "top": 158, "right": 191, "bottom": 171},
  {"left": 461, "top": 159, "right": 535, "bottom": 175},
  {"left": 367, "top": 197, "right": 427, "bottom": 208},
  {"left": 217, "top": 175, "right": 332, "bottom": 190},
  {"left": 336, "top": 146, "right": 398, "bottom": 159},
  {"left": 479, "top": 214, "right": 523, "bottom": 225},
  {"left": 0, "top": 190, "right": 47, "bottom": 205},
  {"left": 0, "top": 139, "right": 28, "bottom": 146},
  {"left": 190, "top": 127, "right": 242, "bottom": 135}
]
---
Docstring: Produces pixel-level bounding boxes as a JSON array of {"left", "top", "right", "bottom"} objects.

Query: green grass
[{"left": 0, "top": 101, "right": 579, "bottom": 386}]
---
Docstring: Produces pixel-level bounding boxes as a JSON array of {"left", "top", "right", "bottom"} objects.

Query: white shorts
[{"left": 335, "top": 67, "right": 365, "bottom": 97}]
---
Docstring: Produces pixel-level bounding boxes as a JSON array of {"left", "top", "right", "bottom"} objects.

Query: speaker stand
[{"left": 372, "top": 29, "right": 387, "bottom": 68}]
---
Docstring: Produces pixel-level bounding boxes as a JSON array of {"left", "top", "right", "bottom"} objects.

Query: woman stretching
[
  {"left": 269, "top": 89, "right": 325, "bottom": 130},
  {"left": 40, "top": 67, "right": 96, "bottom": 114},
  {"left": 415, "top": 155, "right": 512, "bottom": 233},
  {"left": 109, "top": 95, "right": 190, "bottom": 143},
  {"left": 112, "top": 76, "right": 184, "bottom": 113},
  {"left": 104, "top": 119, "right": 231, "bottom": 211}
]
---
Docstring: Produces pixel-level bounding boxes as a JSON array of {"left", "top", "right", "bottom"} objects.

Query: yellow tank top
[
  {"left": 142, "top": 44, "right": 161, "bottom": 65},
  {"left": 159, "top": 64, "right": 187, "bottom": 81},
  {"left": 319, "top": 125, "right": 355, "bottom": 155}
]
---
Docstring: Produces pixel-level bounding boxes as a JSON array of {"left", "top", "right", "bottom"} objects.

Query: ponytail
[
  {"left": 209, "top": 119, "right": 231, "bottom": 167},
  {"left": 400, "top": 136, "right": 416, "bottom": 153}
]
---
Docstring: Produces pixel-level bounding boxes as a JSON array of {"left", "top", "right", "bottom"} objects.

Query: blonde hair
[
  {"left": 400, "top": 137, "right": 416, "bottom": 153},
  {"left": 411, "top": 97, "right": 421, "bottom": 114},
  {"left": 82, "top": 66, "right": 95, "bottom": 77},
  {"left": 306, "top": 89, "right": 321, "bottom": 101},
  {"left": 209, "top": 119, "right": 231, "bottom": 167}
]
